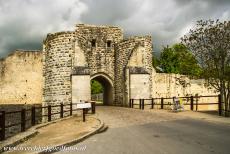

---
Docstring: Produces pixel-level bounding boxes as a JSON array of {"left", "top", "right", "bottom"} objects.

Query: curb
[
  {"left": 0, "top": 115, "right": 75, "bottom": 153},
  {"left": 0, "top": 114, "right": 101, "bottom": 153},
  {"left": 0, "top": 131, "right": 39, "bottom": 153},
  {"left": 38, "top": 118, "right": 104, "bottom": 154}
]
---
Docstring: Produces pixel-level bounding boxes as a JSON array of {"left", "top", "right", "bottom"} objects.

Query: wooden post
[
  {"left": 195, "top": 94, "right": 198, "bottom": 111},
  {"left": 129, "top": 99, "right": 132, "bottom": 108},
  {"left": 83, "top": 109, "right": 86, "bottom": 122},
  {"left": 70, "top": 102, "right": 72, "bottom": 116},
  {"left": 131, "top": 99, "right": 134, "bottom": 108},
  {"left": 31, "top": 106, "right": 36, "bottom": 126},
  {"left": 85, "top": 101, "right": 89, "bottom": 114},
  {"left": 91, "top": 101, "right": 96, "bottom": 114},
  {"left": 0, "top": 111, "right": 5, "bottom": 141},
  {"left": 60, "top": 103, "right": 63, "bottom": 118},
  {"left": 161, "top": 97, "right": 164, "bottom": 109},
  {"left": 142, "top": 99, "right": 144, "bottom": 110},
  {"left": 139, "top": 99, "right": 142, "bottom": 109},
  {"left": 21, "top": 109, "right": 26, "bottom": 132},
  {"left": 151, "top": 98, "right": 154, "bottom": 109},
  {"left": 48, "top": 105, "right": 51, "bottom": 122},
  {"left": 195, "top": 96, "right": 198, "bottom": 111},
  {"left": 218, "top": 94, "right": 222, "bottom": 116},
  {"left": 190, "top": 96, "right": 194, "bottom": 111}
]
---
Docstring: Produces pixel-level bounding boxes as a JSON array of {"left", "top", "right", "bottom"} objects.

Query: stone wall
[
  {"left": 74, "top": 24, "right": 123, "bottom": 78},
  {"left": 152, "top": 72, "right": 218, "bottom": 110},
  {"left": 0, "top": 104, "right": 42, "bottom": 138},
  {"left": 152, "top": 73, "right": 217, "bottom": 97},
  {"left": 130, "top": 74, "right": 151, "bottom": 99},
  {"left": 0, "top": 50, "right": 43, "bottom": 104},
  {"left": 71, "top": 24, "right": 123, "bottom": 105},
  {"left": 115, "top": 36, "right": 153, "bottom": 105},
  {"left": 72, "top": 75, "right": 91, "bottom": 104}
]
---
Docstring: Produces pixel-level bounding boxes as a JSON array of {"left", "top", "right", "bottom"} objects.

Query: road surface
[{"left": 56, "top": 106, "right": 230, "bottom": 154}]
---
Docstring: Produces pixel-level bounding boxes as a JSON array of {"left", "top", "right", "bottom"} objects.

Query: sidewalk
[{"left": 3, "top": 114, "right": 102, "bottom": 154}]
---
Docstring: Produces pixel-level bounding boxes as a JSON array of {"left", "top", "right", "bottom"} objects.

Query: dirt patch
[{"left": 4, "top": 115, "right": 100, "bottom": 154}]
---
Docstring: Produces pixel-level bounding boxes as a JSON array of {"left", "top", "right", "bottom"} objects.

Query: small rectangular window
[
  {"left": 91, "top": 39, "right": 96, "bottom": 47},
  {"left": 107, "top": 40, "right": 111, "bottom": 48}
]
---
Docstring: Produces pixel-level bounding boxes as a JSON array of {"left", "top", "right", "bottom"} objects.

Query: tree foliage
[
  {"left": 152, "top": 55, "right": 160, "bottom": 70},
  {"left": 91, "top": 80, "right": 103, "bottom": 94},
  {"left": 159, "top": 43, "right": 202, "bottom": 76},
  {"left": 181, "top": 20, "right": 230, "bottom": 116}
]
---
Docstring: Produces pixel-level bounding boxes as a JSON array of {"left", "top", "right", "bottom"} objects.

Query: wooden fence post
[
  {"left": 91, "top": 101, "right": 96, "bottom": 114},
  {"left": 161, "top": 97, "right": 164, "bottom": 109},
  {"left": 0, "top": 111, "right": 5, "bottom": 141},
  {"left": 131, "top": 99, "right": 134, "bottom": 108},
  {"left": 196, "top": 101, "right": 198, "bottom": 111},
  {"left": 60, "top": 103, "right": 63, "bottom": 118},
  {"left": 83, "top": 109, "right": 86, "bottom": 122},
  {"left": 151, "top": 98, "right": 154, "bottom": 109},
  {"left": 21, "top": 109, "right": 26, "bottom": 132},
  {"left": 190, "top": 96, "right": 194, "bottom": 111},
  {"left": 31, "top": 106, "right": 36, "bottom": 126},
  {"left": 70, "top": 102, "right": 72, "bottom": 116},
  {"left": 48, "top": 105, "right": 51, "bottom": 122},
  {"left": 142, "top": 99, "right": 144, "bottom": 110},
  {"left": 129, "top": 99, "right": 132, "bottom": 108},
  {"left": 218, "top": 94, "right": 222, "bottom": 116},
  {"left": 139, "top": 99, "right": 142, "bottom": 109}
]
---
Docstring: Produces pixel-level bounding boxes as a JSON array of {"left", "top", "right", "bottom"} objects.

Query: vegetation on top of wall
[{"left": 182, "top": 19, "right": 230, "bottom": 116}]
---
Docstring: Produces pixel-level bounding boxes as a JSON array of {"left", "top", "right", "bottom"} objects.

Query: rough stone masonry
[
  {"left": 0, "top": 24, "right": 217, "bottom": 114},
  {"left": 42, "top": 24, "right": 153, "bottom": 108}
]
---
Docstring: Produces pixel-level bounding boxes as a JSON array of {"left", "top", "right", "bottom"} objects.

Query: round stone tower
[{"left": 43, "top": 31, "right": 75, "bottom": 118}]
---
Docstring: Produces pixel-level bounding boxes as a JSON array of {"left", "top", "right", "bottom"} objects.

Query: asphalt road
[{"left": 56, "top": 107, "right": 230, "bottom": 154}]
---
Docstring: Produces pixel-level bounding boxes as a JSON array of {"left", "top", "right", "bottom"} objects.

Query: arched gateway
[
  {"left": 91, "top": 73, "right": 114, "bottom": 105},
  {"left": 43, "top": 24, "right": 153, "bottom": 109}
]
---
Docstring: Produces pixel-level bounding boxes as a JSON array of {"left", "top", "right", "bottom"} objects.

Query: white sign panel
[{"left": 76, "top": 103, "right": 92, "bottom": 109}]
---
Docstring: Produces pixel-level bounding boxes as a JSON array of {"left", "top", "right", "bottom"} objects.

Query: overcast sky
[{"left": 0, "top": 0, "right": 229, "bottom": 58}]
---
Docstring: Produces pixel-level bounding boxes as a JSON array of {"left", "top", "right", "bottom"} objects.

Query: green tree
[
  {"left": 159, "top": 43, "right": 202, "bottom": 76},
  {"left": 91, "top": 80, "right": 103, "bottom": 94},
  {"left": 182, "top": 20, "right": 230, "bottom": 116},
  {"left": 152, "top": 56, "right": 160, "bottom": 69}
]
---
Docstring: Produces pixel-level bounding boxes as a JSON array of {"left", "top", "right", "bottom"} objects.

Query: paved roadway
[{"left": 56, "top": 106, "right": 230, "bottom": 154}]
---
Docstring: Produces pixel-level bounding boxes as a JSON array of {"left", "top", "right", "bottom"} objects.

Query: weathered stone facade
[
  {"left": 0, "top": 104, "right": 42, "bottom": 138},
  {"left": 0, "top": 50, "right": 43, "bottom": 104},
  {"left": 115, "top": 36, "right": 153, "bottom": 105},
  {"left": 42, "top": 24, "right": 153, "bottom": 108},
  {"left": 0, "top": 24, "right": 218, "bottom": 112}
]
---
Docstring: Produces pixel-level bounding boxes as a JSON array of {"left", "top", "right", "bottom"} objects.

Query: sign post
[{"left": 76, "top": 103, "right": 92, "bottom": 122}]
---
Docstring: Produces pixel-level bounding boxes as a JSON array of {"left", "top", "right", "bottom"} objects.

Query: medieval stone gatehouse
[
  {"left": 43, "top": 24, "right": 153, "bottom": 107},
  {"left": 0, "top": 24, "right": 217, "bottom": 113}
]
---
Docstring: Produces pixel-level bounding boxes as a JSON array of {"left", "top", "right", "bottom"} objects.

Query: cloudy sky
[{"left": 0, "top": 0, "right": 229, "bottom": 58}]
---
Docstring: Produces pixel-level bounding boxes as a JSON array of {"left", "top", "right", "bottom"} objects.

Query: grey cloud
[
  {"left": 80, "top": 0, "right": 229, "bottom": 54},
  {"left": 0, "top": 0, "right": 87, "bottom": 58},
  {"left": 80, "top": 0, "right": 142, "bottom": 25},
  {"left": 0, "top": 0, "right": 229, "bottom": 58}
]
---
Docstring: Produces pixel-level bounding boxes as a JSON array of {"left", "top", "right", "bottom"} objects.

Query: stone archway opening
[{"left": 90, "top": 74, "right": 113, "bottom": 105}]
